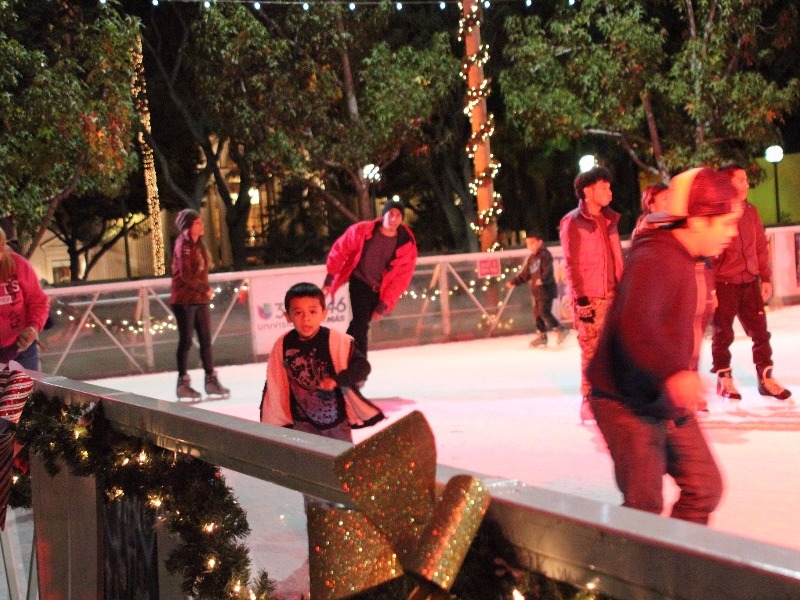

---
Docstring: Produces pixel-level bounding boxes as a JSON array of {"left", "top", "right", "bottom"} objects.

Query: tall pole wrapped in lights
[
  {"left": 460, "top": 0, "right": 501, "bottom": 251},
  {"left": 132, "top": 37, "right": 166, "bottom": 276}
]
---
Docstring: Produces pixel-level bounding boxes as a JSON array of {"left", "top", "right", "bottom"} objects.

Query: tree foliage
[
  {"left": 186, "top": 3, "right": 461, "bottom": 262},
  {"left": 500, "top": 0, "right": 800, "bottom": 179},
  {"left": 0, "top": 0, "right": 141, "bottom": 255}
]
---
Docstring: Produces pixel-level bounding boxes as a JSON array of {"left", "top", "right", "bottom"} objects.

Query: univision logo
[{"left": 257, "top": 303, "right": 283, "bottom": 321}]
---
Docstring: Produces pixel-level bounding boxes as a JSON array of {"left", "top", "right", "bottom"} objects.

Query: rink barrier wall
[
  {"left": 22, "top": 374, "right": 800, "bottom": 600},
  {"left": 38, "top": 224, "right": 800, "bottom": 381}
]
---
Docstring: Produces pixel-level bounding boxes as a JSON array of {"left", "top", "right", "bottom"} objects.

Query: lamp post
[
  {"left": 362, "top": 163, "right": 381, "bottom": 217},
  {"left": 579, "top": 154, "right": 597, "bottom": 173},
  {"left": 765, "top": 145, "right": 784, "bottom": 223}
]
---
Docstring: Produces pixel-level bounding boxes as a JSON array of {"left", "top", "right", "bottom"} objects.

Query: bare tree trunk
[
  {"left": 336, "top": 13, "right": 371, "bottom": 221},
  {"left": 24, "top": 168, "right": 82, "bottom": 259}
]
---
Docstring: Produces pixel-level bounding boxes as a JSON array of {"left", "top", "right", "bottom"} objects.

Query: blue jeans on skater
[
  {"left": 590, "top": 395, "right": 723, "bottom": 524},
  {"left": 14, "top": 342, "right": 41, "bottom": 371}
]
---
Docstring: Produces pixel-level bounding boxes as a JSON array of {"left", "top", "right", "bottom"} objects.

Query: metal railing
[
  {"left": 7, "top": 373, "right": 800, "bottom": 599},
  {"left": 38, "top": 225, "right": 800, "bottom": 381},
  {"left": 38, "top": 249, "right": 552, "bottom": 380}
]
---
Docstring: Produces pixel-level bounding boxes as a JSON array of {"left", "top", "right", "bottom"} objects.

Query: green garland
[
  {"left": 12, "top": 390, "right": 277, "bottom": 599},
  {"left": 10, "top": 390, "right": 608, "bottom": 600}
]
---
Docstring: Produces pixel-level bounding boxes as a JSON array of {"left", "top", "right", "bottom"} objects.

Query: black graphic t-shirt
[{"left": 282, "top": 328, "right": 346, "bottom": 430}]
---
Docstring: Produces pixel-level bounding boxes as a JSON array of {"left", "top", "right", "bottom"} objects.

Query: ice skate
[
  {"left": 579, "top": 396, "right": 595, "bottom": 424},
  {"left": 555, "top": 325, "right": 569, "bottom": 345},
  {"left": 716, "top": 368, "right": 741, "bottom": 401},
  {"left": 205, "top": 371, "right": 230, "bottom": 399},
  {"left": 757, "top": 366, "right": 792, "bottom": 401},
  {"left": 529, "top": 333, "right": 547, "bottom": 348},
  {"left": 177, "top": 374, "right": 201, "bottom": 401}
]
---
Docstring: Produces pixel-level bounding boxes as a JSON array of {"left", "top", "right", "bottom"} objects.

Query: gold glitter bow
[{"left": 307, "top": 411, "right": 491, "bottom": 599}]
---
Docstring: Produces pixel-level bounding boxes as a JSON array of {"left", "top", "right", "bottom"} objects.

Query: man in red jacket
[
  {"left": 559, "top": 167, "right": 625, "bottom": 422},
  {"left": 322, "top": 199, "right": 417, "bottom": 357},
  {"left": 711, "top": 164, "right": 791, "bottom": 402}
]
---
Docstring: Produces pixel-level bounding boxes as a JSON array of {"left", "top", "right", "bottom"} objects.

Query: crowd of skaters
[
  {"left": 0, "top": 162, "right": 793, "bottom": 529},
  {"left": 258, "top": 163, "right": 792, "bottom": 529}
]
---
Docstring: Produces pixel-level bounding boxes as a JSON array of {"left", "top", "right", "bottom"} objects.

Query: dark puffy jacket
[
  {"left": 587, "top": 229, "right": 714, "bottom": 420},
  {"left": 713, "top": 202, "right": 771, "bottom": 284},
  {"left": 559, "top": 201, "right": 624, "bottom": 300},
  {"left": 170, "top": 232, "right": 211, "bottom": 305}
]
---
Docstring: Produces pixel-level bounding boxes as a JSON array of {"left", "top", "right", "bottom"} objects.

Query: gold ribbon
[{"left": 308, "top": 411, "right": 491, "bottom": 599}]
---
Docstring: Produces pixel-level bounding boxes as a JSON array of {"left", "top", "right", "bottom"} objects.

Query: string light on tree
[{"left": 132, "top": 37, "right": 166, "bottom": 276}]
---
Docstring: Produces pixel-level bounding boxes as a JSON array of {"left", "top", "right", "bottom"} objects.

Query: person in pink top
[{"left": 0, "top": 226, "right": 49, "bottom": 370}]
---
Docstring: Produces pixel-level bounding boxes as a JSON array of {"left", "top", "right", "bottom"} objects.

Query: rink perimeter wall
[
  {"left": 38, "top": 225, "right": 800, "bottom": 381},
  {"left": 14, "top": 374, "right": 800, "bottom": 599}
]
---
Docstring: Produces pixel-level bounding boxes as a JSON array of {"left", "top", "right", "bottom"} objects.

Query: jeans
[
  {"left": 347, "top": 277, "right": 380, "bottom": 357},
  {"left": 590, "top": 396, "right": 723, "bottom": 524},
  {"left": 15, "top": 343, "right": 41, "bottom": 371},
  {"left": 711, "top": 280, "right": 772, "bottom": 375},
  {"left": 171, "top": 303, "right": 214, "bottom": 376}
]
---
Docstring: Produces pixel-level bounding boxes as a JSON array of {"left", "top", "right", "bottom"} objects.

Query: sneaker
[
  {"left": 757, "top": 366, "right": 792, "bottom": 401},
  {"left": 555, "top": 326, "right": 569, "bottom": 345},
  {"left": 716, "top": 369, "right": 741, "bottom": 401},
  {"left": 529, "top": 334, "right": 547, "bottom": 348},
  {"left": 177, "top": 375, "right": 201, "bottom": 400},
  {"left": 205, "top": 371, "right": 230, "bottom": 399},
  {"left": 580, "top": 396, "right": 595, "bottom": 424}
]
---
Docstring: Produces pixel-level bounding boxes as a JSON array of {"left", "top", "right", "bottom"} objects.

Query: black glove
[{"left": 575, "top": 296, "right": 595, "bottom": 324}]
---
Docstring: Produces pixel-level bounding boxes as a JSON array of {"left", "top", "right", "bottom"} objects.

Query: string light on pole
[
  {"left": 132, "top": 37, "right": 166, "bottom": 276},
  {"left": 459, "top": 0, "right": 502, "bottom": 251}
]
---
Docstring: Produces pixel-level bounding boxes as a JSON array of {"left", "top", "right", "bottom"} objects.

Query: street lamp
[
  {"left": 765, "top": 145, "right": 784, "bottom": 223},
  {"left": 362, "top": 163, "right": 381, "bottom": 183},
  {"left": 362, "top": 164, "right": 381, "bottom": 216},
  {"left": 578, "top": 154, "right": 597, "bottom": 173}
]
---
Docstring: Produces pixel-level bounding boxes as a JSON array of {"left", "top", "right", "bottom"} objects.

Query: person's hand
[
  {"left": 575, "top": 297, "right": 595, "bottom": 324},
  {"left": 505, "top": 281, "right": 513, "bottom": 289},
  {"left": 322, "top": 285, "right": 332, "bottom": 297},
  {"left": 664, "top": 370, "right": 705, "bottom": 414},
  {"left": 760, "top": 281, "right": 773, "bottom": 303},
  {"left": 15, "top": 326, "right": 38, "bottom": 352},
  {"left": 206, "top": 288, "right": 214, "bottom": 301},
  {"left": 371, "top": 311, "right": 384, "bottom": 322},
  {"left": 318, "top": 377, "right": 337, "bottom": 392},
  {"left": 535, "top": 278, "right": 542, "bottom": 285}
]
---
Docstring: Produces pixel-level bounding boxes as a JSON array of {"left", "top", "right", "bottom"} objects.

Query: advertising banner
[{"left": 248, "top": 269, "right": 352, "bottom": 356}]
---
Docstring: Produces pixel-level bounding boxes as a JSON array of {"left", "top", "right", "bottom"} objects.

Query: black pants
[
  {"left": 532, "top": 285, "right": 561, "bottom": 334},
  {"left": 171, "top": 303, "right": 214, "bottom": 376},
  {"left": 711, "top": 280, "right": 772, "bottom": 374},
  {"left": 347, "top": 277, "right": 380, "bottom": 356}
]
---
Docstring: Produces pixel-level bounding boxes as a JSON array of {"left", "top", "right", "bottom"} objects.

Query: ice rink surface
[{"left": 86, "top": 304, "right": 800, "bottom": 597}]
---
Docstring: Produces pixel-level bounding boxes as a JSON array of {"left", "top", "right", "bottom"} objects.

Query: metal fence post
[
  {"left": 141, "top": 287, "right": 155, "bottom": 370},
  {"left": 438, "top": 258, "right": 451, "bottom": 340},
  {"left": 30, "top": 456, "right": 103, "bottom": 599}
]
